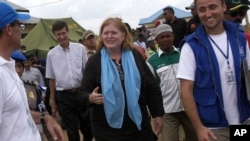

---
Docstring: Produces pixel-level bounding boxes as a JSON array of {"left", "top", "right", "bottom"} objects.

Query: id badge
[
  {"left": 226, "top": 70, "right": 235, "bottom": 84},
  {"left": 27, "top": 115, "right": 37, "bottom": 134}
]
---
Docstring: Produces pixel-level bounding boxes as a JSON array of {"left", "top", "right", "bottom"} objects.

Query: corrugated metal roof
[
  {"left": 20, "top": 16, "right": 40, "bottom": 24},
  {"left": 0, "top": 0, "right": 29, "bottom": 12},
  {"left": 139, "top": 5, "right": 192, "bottom": 25}
]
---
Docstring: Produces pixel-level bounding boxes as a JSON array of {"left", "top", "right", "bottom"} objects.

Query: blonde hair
[{"left": 96, "top": 17, "right": 133, "bottom": 51}]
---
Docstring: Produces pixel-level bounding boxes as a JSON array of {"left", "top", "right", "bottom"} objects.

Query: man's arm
[
  {"left": 180, "top": 79, "right": 203, "bottom": 128},
  {"left": 49, "top": 79, "right": 57, "bottom": 117},
  {"left": 180, "top": 79, "right": 217, "bottom": 141},
  {"left": 30, "top": 111, "right": 64, "bottom": 141}
]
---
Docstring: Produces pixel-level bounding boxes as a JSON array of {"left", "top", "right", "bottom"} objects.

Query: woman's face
[{"left": 102, "top": 23, "right": 125, "bottom": 50}]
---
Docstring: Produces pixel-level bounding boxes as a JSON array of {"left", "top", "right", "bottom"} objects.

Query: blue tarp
[{"left": 139, "top": 5, "right": 192, "bottom": 25}]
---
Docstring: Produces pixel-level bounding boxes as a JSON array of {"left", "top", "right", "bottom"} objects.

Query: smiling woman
[{"left": 79, "top": 17, "right": 165, "bottom": 141}]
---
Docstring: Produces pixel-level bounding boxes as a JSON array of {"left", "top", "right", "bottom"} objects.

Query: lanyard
[{"left": 208, "top": 36, "right": 231, "bottom": 70}]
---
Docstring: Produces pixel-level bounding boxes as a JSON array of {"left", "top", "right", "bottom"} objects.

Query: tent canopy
[
  {"left": 22, "top": 17, "right": 85, "bottom": 59},
  {"left": 139, "top": 5, "right": 192, "bottom": 25}
]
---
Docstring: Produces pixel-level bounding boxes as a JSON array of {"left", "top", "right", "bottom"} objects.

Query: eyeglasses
[
  {"left": 10, "top": 21, "right": 25, "bottom": 31},
  {"left": 226, "top": 10, "right": 247, "bottom": 17}
]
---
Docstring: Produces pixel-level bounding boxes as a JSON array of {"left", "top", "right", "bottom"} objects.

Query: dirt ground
[{"left": 41, "top": 120, "right": 185, "bottom": 141}]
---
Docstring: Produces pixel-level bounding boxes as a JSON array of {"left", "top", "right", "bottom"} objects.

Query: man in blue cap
[
  {"left": 11, "top": 50, "right": 26, "bottom": 77},
  {"left": 0, "top": 2, "right": 64, "bottom": 141}
]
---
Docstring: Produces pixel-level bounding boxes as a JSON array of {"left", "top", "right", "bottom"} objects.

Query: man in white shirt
[
  {"left": 46, "top": 20, "right": 92, "bottom": 141},
  {"left": 0, "top": 2, "right": 64, "bottom": 141},
  {"left": 133, "top": 33, "right": 147, "bottom": 50}
]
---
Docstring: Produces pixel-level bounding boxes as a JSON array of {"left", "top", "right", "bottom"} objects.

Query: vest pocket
[
  {"left": 196, "top": 98, "right": 219, "bottom": 124},
  {"left": 196, "top": 65, "right": 213, "bottom": 88}
]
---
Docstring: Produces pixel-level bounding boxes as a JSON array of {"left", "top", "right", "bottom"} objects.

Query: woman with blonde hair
[{"left": 79, "top": 17, "right": 164, "bottom": 141}]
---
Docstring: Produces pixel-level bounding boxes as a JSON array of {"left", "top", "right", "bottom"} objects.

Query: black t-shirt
[{"left": 165, "top": 17, "right": 187, "bottom": 48}]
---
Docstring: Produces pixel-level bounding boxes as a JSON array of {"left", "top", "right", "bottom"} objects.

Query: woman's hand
[{"left": 89, "top": 87, "right": 104, "bottom": 104}]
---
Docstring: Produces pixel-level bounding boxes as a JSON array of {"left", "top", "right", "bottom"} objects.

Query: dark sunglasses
[{"left": 226, "top": 10, "right": 246, "bottom": 17}]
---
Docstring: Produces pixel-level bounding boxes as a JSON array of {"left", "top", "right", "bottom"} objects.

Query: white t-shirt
[
  {"left": 177, "top": 31, "right": 250, "bottom": 125},
  {"left": 133, "top": 40, "right": 147, "bottom": 50},
  {"left": 0, "top": 57, "right": 41, "bottom": 141}
]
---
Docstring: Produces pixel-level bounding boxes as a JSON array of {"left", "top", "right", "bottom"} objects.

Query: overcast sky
[{"left": 9, "top": 0, "right": 194, "bottom": 33}]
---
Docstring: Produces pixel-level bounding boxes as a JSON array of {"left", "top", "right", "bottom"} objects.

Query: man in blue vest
[{"left": 177, "top": 0, "right": 250, "bottom": 141}]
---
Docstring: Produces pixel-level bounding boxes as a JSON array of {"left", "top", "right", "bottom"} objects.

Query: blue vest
[{"left": 181, "top": 21, "right": 250, "bottom": 127}]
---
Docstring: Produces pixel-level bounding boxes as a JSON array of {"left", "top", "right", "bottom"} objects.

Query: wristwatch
[{"left": 40, "top": 112, "right": 48, "bottom": 124}]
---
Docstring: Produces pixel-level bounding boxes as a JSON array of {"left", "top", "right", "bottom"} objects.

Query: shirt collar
[
  {"left": 158, "top": 46, "right": 179, "bottom": 57},
  {"left": 0, "top": 56, "right": 13, "bottom": 65},
  {"left": 60, "top": 42, "right": 71, "bottom": 51},
  {"left": 0, "top": 56, "right": 15, "bottom": 69}
]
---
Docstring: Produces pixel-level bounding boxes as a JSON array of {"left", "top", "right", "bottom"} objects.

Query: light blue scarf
[{"left": 101, "top": 48, "right": 142, "bottom": 130}]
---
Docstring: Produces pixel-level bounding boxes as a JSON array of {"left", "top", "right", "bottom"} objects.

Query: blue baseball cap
[
  {"left": 0, "top": 2, "right": 30, "bottom": 30},
  {"left": 11, "top": 50, "right": 27, "bottom": 61}
]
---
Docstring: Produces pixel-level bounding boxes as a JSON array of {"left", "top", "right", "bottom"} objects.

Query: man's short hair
[
  {"left": 163, "top": 7, "right": 175, "bottom": 14},
  {"left": 52, "top": 20, "right": 69, "bottom": 33},
  {"left": 194, "top": 0, "right": 224, "bottom": 7}
]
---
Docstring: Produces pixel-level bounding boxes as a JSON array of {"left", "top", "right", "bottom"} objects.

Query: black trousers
[{"left": 56, "top": 91, "right": 93, "bottom": 141}]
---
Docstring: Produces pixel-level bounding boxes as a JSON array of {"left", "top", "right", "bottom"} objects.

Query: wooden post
[{"left": 245, "top": 11, "right": 250, "bottom": 33}]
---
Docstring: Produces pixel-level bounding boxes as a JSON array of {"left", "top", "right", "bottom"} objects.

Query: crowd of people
[{"left": 1, "top": 0, "right": 250, "bottom": 141}]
